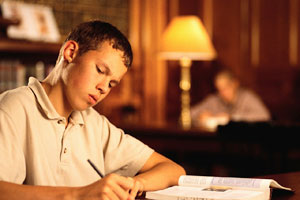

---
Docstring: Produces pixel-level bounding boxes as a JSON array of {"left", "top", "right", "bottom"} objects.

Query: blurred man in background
[{"left": 191, "top": 69, "right": 271, "bottom": 131}]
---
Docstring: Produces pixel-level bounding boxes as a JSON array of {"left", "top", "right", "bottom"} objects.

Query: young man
[
  {"left": 0, "top": 20, "right": 185, "bottom": 200},
  {"left": 191, "top": 69, "right": 271, "bottom": 130}
]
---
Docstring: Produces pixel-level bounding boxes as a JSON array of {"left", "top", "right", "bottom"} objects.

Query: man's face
[
  {"left": 62, "top": 41, "right": 127, "bottom": 111},
  {"left": 215, "top": 77, "right": 238, "bottom": 104}
]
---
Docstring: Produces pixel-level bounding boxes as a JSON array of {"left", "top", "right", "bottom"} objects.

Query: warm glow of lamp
[
  {"left": 160, "top": 15, "right": 216, "bottom": 60},
  {"left": 160, "top": 15, "right": 217, "bottom": 129}
]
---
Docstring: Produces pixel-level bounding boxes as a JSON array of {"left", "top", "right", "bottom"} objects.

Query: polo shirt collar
[{"left": 28, "top": 77, "right": 84, "bottom": 125}]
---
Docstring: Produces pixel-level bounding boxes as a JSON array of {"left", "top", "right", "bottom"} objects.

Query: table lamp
[{"left": 160, "top": 15, "right": 217, "bottom": 129}]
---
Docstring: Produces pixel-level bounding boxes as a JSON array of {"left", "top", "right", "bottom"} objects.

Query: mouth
[{"left": 88, "top": 94, "right": 98, "bottom": 104}]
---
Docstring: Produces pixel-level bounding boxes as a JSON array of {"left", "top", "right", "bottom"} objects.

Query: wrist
[{"left": 133, "top": 176, "right": 146, "bottom": 192}]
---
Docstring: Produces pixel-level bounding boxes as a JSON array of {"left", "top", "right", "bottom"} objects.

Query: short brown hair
[{"left": 64, "top": 20, "right": 133, "bottom": 68}]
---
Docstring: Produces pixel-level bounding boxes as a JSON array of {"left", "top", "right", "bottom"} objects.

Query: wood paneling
[{"left": 259, "top": 0, "right": 290, "bottom": 68}]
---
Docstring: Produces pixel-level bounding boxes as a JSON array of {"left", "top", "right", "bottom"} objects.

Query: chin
[{"left": 73, "top": 104, "right": 90, "bottom": 111}]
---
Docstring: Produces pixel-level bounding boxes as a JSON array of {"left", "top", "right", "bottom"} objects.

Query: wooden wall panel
[
  {"left": 140, "top": 0, "right": 168, "bottom": 126},
  {"left": 259, "top": 0, "right": 290, "bottom": 68},
  {"left": 124, "top": 0, "right": 168, "bottom": 126},
  {"left": 252, "top": 0, "right": 300, "bottom": 121},
  {"left": 213, "top": 0, "right": 242, "bottom": 75}
]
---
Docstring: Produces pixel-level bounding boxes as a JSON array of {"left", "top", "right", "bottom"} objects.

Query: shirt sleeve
[
  {"left": 232, "top": 90, "right": 271, "bottom": 122},
  {"left": 101, "top": 118, "right": 154, "bottom": 177},
  {"left": 0, "top": 108, "right": 26, "bottom": 183}
]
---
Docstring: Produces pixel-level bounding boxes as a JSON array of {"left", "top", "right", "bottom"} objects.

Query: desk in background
[{"left": 121, "top": 121, "right": 300, "bottom": 177}]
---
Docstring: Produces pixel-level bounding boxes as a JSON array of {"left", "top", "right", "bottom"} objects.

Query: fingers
[
  {"left": 101, "top": 174, "right": 134, "bottom": 200},
  {"left": 102, "top": 187, "right": 120, "bottom": 200},
  {"left": 129, "top": 178, "right": 144, "bottom": 200},
  {"left": 110, "top": 176, "right": 133, "bottom": 200},
  {"left": 83, "top": 173, "right": 143, "bottom": 200},
  {"left": 112, "top": 175, "right": 134, "bottom": 191}
]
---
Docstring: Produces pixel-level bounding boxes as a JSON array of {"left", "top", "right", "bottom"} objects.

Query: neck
[{"left": 41, "top": 77, "right": 72, "bottom": 120}]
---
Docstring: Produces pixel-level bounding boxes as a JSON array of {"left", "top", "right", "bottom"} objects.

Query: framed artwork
[{"left": 1, "top": 0, "right": 60, "bottom": 42}]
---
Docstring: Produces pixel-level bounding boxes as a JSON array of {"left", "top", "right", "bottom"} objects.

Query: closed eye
[
  {"left": 96, "top": 65, "right": 104, "bottom": 74},
  {"left": 109, "top": 83, "right": 115, "bottom": 88},
  {"left": 109, "top": 80, "right": 119, "bottom": 88}
]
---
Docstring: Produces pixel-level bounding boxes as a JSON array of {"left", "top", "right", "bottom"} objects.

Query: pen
[{"left": 87, "top": 159, "right": 104, "bottom": 178}]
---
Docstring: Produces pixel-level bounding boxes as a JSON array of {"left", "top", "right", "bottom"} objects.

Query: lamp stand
[{"left": 179, "top": 57, "right": 192, "bottom": 129}]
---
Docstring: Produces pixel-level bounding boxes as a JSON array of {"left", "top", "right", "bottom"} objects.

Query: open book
[{"left": 146, "top": 175, "right": 292, "bottom": 200}]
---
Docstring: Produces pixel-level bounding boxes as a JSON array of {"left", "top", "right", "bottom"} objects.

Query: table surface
[{"left": 258, "top": 171, "right": 300, "bottom": 200}]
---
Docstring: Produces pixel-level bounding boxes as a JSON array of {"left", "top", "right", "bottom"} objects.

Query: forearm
[
  {"left": 134, "top": 159, "right": 186, "bottom": 191},
  {"left": 1, "top": 174, "right": 139, "bottom": 200},
  {"left": 0, "top": 181, "right": 75, "bottom": 200}
]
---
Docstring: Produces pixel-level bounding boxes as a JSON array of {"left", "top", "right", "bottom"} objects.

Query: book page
[
  {"left": 146, "top": 186, "right": 270, "bottom": 200},
  {"left": 179, "top": 175, "right": 214, "bottom": 188},
  {"left": 179, "top": 175, "right": 291, "bottom": 191},
  {"left": 270, "top": 180, "right": 292, "bottom": 191}
]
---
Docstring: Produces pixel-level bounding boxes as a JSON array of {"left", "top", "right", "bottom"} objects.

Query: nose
[{"left": 96, "top": 78, "right": 110, "bottom": 94}]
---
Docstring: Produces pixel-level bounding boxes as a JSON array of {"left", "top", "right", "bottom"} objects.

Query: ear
[{"left": 63, "top": 40, "right": 79, "bottom": 63}]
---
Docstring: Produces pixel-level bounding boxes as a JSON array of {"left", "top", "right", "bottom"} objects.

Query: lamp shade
[{"left": 160, "top": 15, "right": 217, "bottom": 60}]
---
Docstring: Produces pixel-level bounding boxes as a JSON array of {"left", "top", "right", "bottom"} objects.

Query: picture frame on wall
[{"left": 1, "top": 0, "right": 60, "bottom": 43}]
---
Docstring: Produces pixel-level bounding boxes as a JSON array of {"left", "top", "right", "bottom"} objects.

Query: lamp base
[
  {"left": 179, "top": 89, "right": 191, "bottom": 129},
  {"left": 179, "top": 57, "right": 192, "bottom": 130}
]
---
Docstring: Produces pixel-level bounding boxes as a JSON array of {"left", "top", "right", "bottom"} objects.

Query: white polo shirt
[{"left": 0, "top": 77, "right": 154, "bottom": 186}]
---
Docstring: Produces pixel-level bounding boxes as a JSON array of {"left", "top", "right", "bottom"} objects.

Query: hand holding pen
[{"left": 87, "top": 159, "right": 144, "bottom": 200}]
